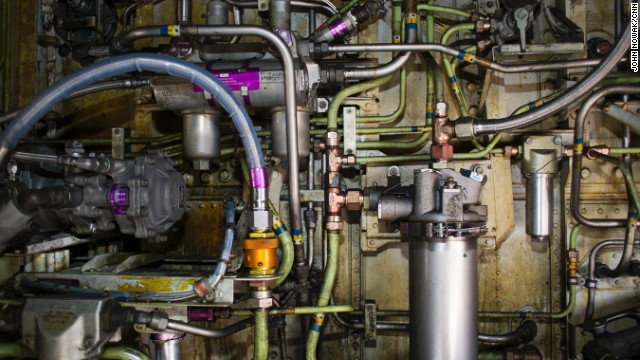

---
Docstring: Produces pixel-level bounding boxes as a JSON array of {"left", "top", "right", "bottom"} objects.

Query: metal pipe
[
  {"left": 270, "top": 0, "right": 291, "bottom": 32},
  {"left": 410, "top": 236, "right": 478, "bottom": 359},
  {"left": 151, "top": 333, "right": 183, "bottom": 360},
  {"left": 224, "top": 0, "right": 337, "bottom": 15},
  {"left": 343, "top": 20, "right": 417, "bottom": 79},
  {"left": 166, "top": 317, "right": 253, "bottom": 338},
  {"left": 327, "top": 43, "right": 606, "bottom": 72},
  {"left": 176, "top": 0, "right": 192, "bottom": 25},
  {"left": 477, "top": 321, "right": 537, "bottom": 344},
  {"left": 572, "top": 85, "right": 640, "bottom": 228}
]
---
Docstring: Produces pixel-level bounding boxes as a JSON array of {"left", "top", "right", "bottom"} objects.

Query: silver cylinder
[
  {"left": 207, "top": 0, "right": 229, "bottom": 25},
  {"left": 151, "top": 60, "right": 307, "bottom": 112},
  {"left": 377, "top": 195, "right": 413, "bottom": 221},
  {"left": 176, "top": 0, "right": 192, "bottom": 25},
  {"left": 151, "top": 333, "right": 183, "bottom": 360},
  {"left": 270, "top": 0, "right": 291, "bottom": 31},
  {"left": 410, "top": 236, "right": 478, "bottom": 360},
  {"left": 525, "top": 173, "right": 554, "bottom": 242},
  {"left": 182, "top": 110, "right": 221, "bottom": 170},
  {"left": 271, "top": 107, "right": 310, "bottom": 162}
]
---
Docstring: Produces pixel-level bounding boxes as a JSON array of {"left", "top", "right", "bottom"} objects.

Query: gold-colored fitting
[{"left": 243, "top": 231, "right": 279, "bottom": 275}]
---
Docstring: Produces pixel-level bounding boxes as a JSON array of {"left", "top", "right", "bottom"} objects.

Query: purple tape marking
[
  {"left": 250, "top": 167, "right": 268, "bottom": 188},
  {"left": 109, "top": 183, "right": 129, "bottom": 215},
  {"left": 193, "top": 63, "right": 259, "bottom": 108},
  {"left": 330, "top": 19, "right": 349, "bottom": 39}
]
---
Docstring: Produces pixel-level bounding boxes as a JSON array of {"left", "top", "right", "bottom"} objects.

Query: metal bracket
[{"left": 343, "top": 106, "right": 357, "bottom": 155}]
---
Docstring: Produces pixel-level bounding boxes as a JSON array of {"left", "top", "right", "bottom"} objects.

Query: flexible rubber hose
[
  {"left": 471, "top": 22, "right": 631, "bottom": 135},
  {"left": 0, "top": 53, "right": 265, "bottom": 179},
  {"left": 202, "top": 199, "right": 235, "bottom": 291},
  {"left": 0, "top": 78, "right": 150, "bottom": 125}
]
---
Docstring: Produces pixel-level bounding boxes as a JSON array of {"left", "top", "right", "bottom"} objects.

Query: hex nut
[
  {"left": 345, "top": 190, "right": 363, "bottom": 212},
  {"left": 342, "top": 154, "right": 357, "bottom": 166},
  {"left": 249, "top": 210, "right": 273, "bottom": 230},
  {"left": 248, "top": 297, "right": 273, "bottom": 309},
  {"left": 454, "top": 116, "right": 476, "bottom": 141}
]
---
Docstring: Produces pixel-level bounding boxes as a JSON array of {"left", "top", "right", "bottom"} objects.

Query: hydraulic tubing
[
  {"left": 270, "top": 204, "right": 294, "bottom": 289},
  {"left": 585, "top": 240, "right": 640, "bottom": 321},
  {"left": 306, "top": 232, "right": 339, "bottom": 360},
  {"left": 342, "top": 16, "right": 417, "bottom": 79},
  {"left": 477, "top": 321, "right": 537, "bottom": 345},
  {"left": 326, "top": 43, "right": 607, "bottom": 72},
  {"left": 571, "top": 85, "right": 640, "bottom": 228},
  {"left": 0, "top": 78, "right": 150, "bottom": 124},
  {"left": 223, "top": 0, "right": 337, "bottom": 16},
  {"left": 194, "top": 199, "right": 236, "bottom": 296},
  {"left": 166, "top": 317, "right": 254, "bottom": 338},
  {"left": 254, "top": 310, "right": 269, "bottom": 360}
]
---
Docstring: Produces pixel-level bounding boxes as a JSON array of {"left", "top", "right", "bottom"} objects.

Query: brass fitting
[
  {"left": 243, "top": 231, "right": 279, "bottom": 276},
  {"left": 567, "top": 249, "right": 579, "bottom": 277},
  {"left": 431, "top": 100, "right": 456, "bottom": 161}
]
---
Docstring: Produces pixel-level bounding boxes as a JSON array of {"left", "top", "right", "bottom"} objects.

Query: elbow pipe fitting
[
  {"left": 478, "top": 321, "right": 538, "bottom": 345},
  {"left": 471, "top": 22, "right": 631, "bottom": 136}
]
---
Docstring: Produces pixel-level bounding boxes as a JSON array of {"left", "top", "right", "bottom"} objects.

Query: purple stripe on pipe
[
  {"left": 330, "top": 19, "right": 350, "bottom": 39},
  {"left": 250, "top": 167, "right": 268, "bottom": 188}
]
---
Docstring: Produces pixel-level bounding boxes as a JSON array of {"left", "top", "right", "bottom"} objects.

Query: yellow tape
[{"left": 167, "top": 25, "right": 178, "bottom": 37}]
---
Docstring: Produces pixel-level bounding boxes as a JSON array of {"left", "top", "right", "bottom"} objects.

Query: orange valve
[{"left": 243, "top": 234, "right": 279, "bottom": 275}]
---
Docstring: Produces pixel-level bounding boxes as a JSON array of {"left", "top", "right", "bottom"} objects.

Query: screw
[
  {"left": 554, "top": 136, "right": 562, "bottom": 145},
  {"left": 525, "top": 137, "right": 533, "bottom": 144}
]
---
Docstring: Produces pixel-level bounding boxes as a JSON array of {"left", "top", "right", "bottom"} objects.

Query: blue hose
[
  {"left": 0, "top": 53, "right": 265, "bottom": 172},
  {"left": 198, "top": 199, "right": 236, "bottom": 294}
]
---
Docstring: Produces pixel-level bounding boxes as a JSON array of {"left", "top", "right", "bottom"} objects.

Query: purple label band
[
  {"left": 330, "top": 19, "right": 349, "bottom": 39},
  {"left": 250, "top": 167, "right": 268, "bottom": 188},
  {"left": 108, "top": 183, "right": 129, "bottom": 215},
  {"left": 193, "top": 62, "right": 259, "bottom": 107}
]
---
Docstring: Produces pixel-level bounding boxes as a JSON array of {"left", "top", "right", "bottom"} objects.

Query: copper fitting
[
  {"left": 585, "top": 146, "right": 611, "bottom": 159},
  {"left": 345, "top": 189, "right": 363, "bottom": 212},
  {"left": 243, "top": 233, "right": 279, "bottom": 275}
]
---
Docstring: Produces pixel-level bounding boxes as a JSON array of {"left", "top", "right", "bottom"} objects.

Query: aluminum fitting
[
  {"left": 248, "top": 297, "right": 274, "bottom": 309},
  {"left": 324, "top": 131, "right": 341, "bottom": 148},
  {"left": 434, "top": 101, "right": 448, "bottom": 118},
  {"left": 248, "top": 209, "right": 273, "bottom": 231},
  {"left": 148, "top": 312, "right": 169, "bottom": 331}
]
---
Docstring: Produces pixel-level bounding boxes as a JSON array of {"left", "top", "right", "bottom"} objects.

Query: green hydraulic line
[
  {"left": 309, "top": 125, "right": 426, "bottom": 136},
  {"left": 99, "top": 347, "right": 150, "bottom": 360},
  {"left": 601, "top": 77, "right": 640, "bottom": 85},
  {"left": 231, "top": 305, "right": 353, "bottom": 317},
  {"left": 426, "top": 0, "right": 436, "bottom": 125},
  {"left": 358, "top": 131, "right": 431, "bottom": 150},
  {"left": 270, "top": 305, "right": 353, "bottom": 315},
  {"left": 327, "top": 73, "right": 395, "bottom": 129},
  {"left": 392, "top": 0, "right": 403, "bottom": 43},
  {"left": 480, "top": 225, "right": 582, "bottom": 319},
  {"left": 0, "top": 342, "right": 33, "bottom": 358},
  {"left": 269, "top": 201, "right": 294, "bottom": 289},
  {"left": 254, "top": 310, "right": 269, "bottom": 360},
  {"left": 416, "top": 4, "right": 472, "bottom": 19},
  {"left": 441, "top": 23, "right": 475, "bottom": 117},
  {"left": 610, "top": 147, "right": 640, "bottom": 154},
  {"left": 305, "top": 232, "right": 339, "bottom": 360},
  {"left": 312, "top": 69, "right": 406, "bottom": 125}
]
